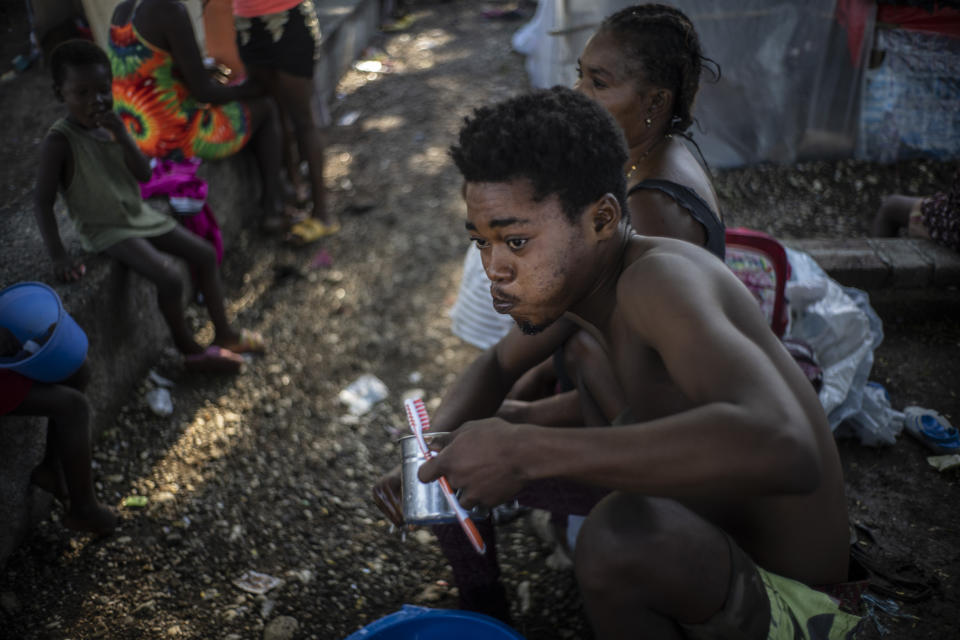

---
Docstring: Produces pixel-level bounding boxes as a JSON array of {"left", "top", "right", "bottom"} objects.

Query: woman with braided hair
[
  {"left": 576, "top": 3, "right": 724, "bottom": 257},
  {"left": 495, "top": 4, "right": 727, "bottom": 427}
]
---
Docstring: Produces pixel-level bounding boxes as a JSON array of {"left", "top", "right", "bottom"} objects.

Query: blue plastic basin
[
  {"left": 0, "top": 282, "right": 88, "bottom": 383},
  {"left": 345, "top": 606, "right": 526, "bottom": 639}
]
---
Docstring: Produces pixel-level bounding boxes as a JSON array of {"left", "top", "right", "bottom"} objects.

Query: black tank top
[{"left": 627, "top": 179, "right": 726, "bottom": 260}]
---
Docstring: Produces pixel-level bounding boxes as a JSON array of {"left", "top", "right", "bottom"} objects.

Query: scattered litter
[
  {"left": 339, "top": 374, "right": 389, "bottom": 415},
  {"left": 354, "top": 60, "right": 384, "bottom": 73},
  {"left": 861, "top": 593, "right": 919, "bottom": 636},
  {"left": 517, "top": 580, "right": 531, "bottom": 613},
  {"left": 904, "top": 406, "right": 959, "bottom": 454},
  {"left": 308, "top": 248, "right": 333, "bottom": 270},
  {"left": 337, "top": 111, "right": 361, "bottom": 127},
  {"left": 145, "top": 388, "right": 173, "bottom": 416},
  {"left": 408, "top": 371, "right": 422, "bottom": 383},
  {"left": 122, "top": 495, "right": 149, "bottom": 508},
  {"left": 232, "top": 570, "right": 283, "bottom": 595},
  {"left": 0, "top": 70, "right": 16, "bottom": 83},
  {"left": 148, "top": 369, "right": 175, "bottom": 388},
  {"left": 353, "top": 48, "right": 398, "bottom": 73},
  {"left": 927, "top": 454, "right": 960, "bottom": 472}
]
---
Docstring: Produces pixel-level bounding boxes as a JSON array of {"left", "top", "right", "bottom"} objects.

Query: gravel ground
[{"left": 1, "top": 2, "right": 957, "bottom": 639}]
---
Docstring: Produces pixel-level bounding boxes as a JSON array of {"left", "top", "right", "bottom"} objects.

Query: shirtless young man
[{"left": 373, "top": 87, "right": 859, "bottom": 639}]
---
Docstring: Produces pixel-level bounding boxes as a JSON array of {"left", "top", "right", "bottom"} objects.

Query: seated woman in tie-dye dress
[{"left": 107, "top": 0, "right": 290, "bottom": 232}]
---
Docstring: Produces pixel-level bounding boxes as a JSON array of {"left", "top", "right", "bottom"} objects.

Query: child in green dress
[{"left": 33, "top": 40, "right": 265, "bottom": 373}]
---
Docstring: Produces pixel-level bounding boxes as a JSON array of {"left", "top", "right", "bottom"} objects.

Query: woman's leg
[
  {"left": 246, "top": 65, "right": 334, "bottom": 227},
  {"left": 243, "top": 94, "right": 288, "bottom": 231},
  {"left": 147, "top": 226, "right": 240, "bottom": 347},
  {"left": 12, "top": 383, "right": 117, "bottom": 534},
  {"left": 104, "top": 237, "right": 204, "bottom": 355}
]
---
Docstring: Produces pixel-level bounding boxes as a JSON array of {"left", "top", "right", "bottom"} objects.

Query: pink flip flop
[{"left": 183, "top": 346, "right": 243, "bottom": 374}]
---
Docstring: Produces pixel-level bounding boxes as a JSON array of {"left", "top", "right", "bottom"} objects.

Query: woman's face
[{"left": 574, "top": 30, "right": 652, "bottom": 144}]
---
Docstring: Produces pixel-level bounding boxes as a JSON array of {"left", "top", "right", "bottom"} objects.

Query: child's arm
[
  {"left": 34, "top": 132, "right": 85, "bottom": 282},
  {"left": 98, "top": 110, "right": 152, "bottom": 182}
]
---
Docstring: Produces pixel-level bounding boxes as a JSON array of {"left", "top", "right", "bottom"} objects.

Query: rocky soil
[{"left": 1, "top": 2, "right": 958, "bottom": 639}]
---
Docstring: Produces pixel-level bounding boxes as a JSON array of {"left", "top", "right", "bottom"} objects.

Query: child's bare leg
[
  {"left": 13, "top": 384, "right": 117, "bottom": 534},
  {"left": 104, "top": 237, "right": 204, "bottom": 355},
  {"left": 147, "top": 226, "right": 241, "bottom": 347}
]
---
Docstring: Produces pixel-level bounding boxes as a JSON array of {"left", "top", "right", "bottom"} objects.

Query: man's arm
[
  {"left": 424, "top": 252, "right": 825, "bottom": 507},
  {"left": 153, "top": 2, "right": 263, "bottom": 103},
  {"left": 520, "top": 253, "right": 823, "bottom": 496},
  {"left": 33, "top": 132, "right": 84, "bottom": 282},
  {"left": 431, "top": 317, "right": 579, "bottom": 432}
]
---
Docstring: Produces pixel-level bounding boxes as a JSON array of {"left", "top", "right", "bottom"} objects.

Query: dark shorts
[
  {"left": 0, "top": 369, "right": 34, "bottom": 415},
  {"left": 235, "top": 0, "right": 321, "bottom": 78}
]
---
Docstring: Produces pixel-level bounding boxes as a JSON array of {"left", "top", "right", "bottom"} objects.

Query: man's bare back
[{"left": 594, "top": 235, "right": 850, "bottom": 585}]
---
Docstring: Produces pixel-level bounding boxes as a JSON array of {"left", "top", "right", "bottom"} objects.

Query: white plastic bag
[{"left": 785, "top": 249, "right": 898, "bottom": 445}]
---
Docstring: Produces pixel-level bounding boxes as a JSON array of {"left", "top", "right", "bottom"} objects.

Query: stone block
[
  {"left": 868, "top": 238, "right": 934, "bottom": 288},
  {"left": 784, "top": 238, "right": 891, "bottom": 289}
]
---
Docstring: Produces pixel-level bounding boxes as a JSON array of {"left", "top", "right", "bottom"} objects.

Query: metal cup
[{"left": 399, "top": 432, "right": 488, "bottom": 525}]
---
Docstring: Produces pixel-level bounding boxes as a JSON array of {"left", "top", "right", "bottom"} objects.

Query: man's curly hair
[
  {"left": 450, "top": 86, "right": 628, "bottom": 224},
  {"left": 50, "top": 39, "right": 111, "bottom": 89}
]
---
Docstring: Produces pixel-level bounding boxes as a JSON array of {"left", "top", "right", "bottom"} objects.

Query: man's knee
[{"left": 574, "top": 494, "right": 671, "bottom": 594}]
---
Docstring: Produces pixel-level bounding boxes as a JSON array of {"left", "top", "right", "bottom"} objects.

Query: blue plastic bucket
[
  {"left": 345, "top": 606, "right": 526, "bottom": 639},
  {"left": 0, "top": 282, "right": 88, "bottom": 383}
]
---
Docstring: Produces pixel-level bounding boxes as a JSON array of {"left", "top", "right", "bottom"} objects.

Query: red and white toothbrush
[{"left": 404, "top": 397, "right": 486, "bottom": 555}]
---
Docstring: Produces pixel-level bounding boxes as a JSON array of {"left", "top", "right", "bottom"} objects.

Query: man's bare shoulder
[{"left": 615, "top": 237, "right": 732, "bottom": 323}]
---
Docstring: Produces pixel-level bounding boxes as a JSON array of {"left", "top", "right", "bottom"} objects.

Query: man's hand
[
  {"left": 54, "top": 255, "right": 86, "bottom": 282},
  {"left": 418, "top": 419, "right": 529, "bottom": 509},
  {"left": 371, "top": 465, "right": 404, "bottom": 528}
]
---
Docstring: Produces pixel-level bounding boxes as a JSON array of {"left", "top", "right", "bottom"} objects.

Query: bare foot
[
  {"left": 63, "top": 503, "right": 119, "bottom": 535},
  {"left": 30, "top": 462, "right": 69, "bottom": 505}
]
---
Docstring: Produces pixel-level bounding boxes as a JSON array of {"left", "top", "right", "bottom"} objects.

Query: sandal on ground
[
  {"left": 220, "top": 328, "right": 266, "bottom": 355},
  {"left": 183, "top": 345, "right": 243, "bottom": 374},
  {"left": 287, "top": 217, "right": 341, "bottom": 245},
  {"left": 903, "top": 406, "right": 960, "bottom": 454}
]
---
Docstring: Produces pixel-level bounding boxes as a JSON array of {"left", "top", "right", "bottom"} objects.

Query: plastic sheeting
[
  {"left": 514, "top": 0, "right": 874, "bottom": 168},
  {"left": 856, "top": 27, "right": 960, "bottom": 162},
  {"left": 785, "top": 248, "right": 903, "bottom": 446}
]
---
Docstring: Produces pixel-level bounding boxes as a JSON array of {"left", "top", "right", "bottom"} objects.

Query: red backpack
[{"left": 724, "top": 227, "right": 791, "bottom": 338}]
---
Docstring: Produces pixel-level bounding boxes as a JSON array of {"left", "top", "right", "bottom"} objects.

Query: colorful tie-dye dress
[{"left": 107, "top": 20, "right": 252, "bottom": 160}]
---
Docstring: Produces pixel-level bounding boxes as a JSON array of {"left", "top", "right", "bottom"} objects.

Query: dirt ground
[{"left": 1, "top": 2, "right": 958, "bottom": 639}]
